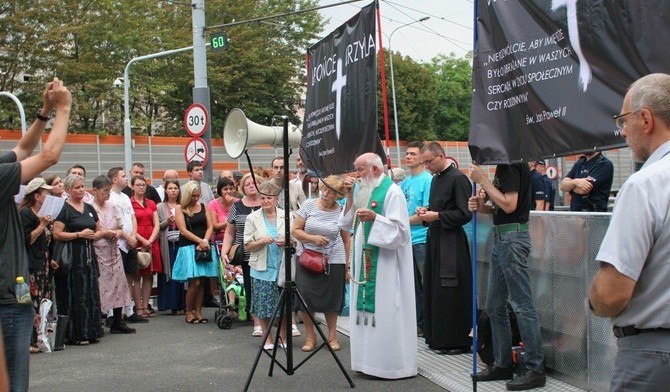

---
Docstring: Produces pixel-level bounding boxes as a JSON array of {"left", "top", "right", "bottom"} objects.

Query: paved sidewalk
[{"left": 332, "top": 315, "right": 587, "bottom": 392}]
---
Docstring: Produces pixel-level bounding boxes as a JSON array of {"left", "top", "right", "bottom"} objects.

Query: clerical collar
[{"left": 437, "top": 165, "right": 451, "bottom": 176}]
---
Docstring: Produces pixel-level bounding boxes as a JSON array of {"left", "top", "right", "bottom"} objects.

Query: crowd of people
[{"left": 3, "top": 74, "right": 665, "bottom": 392}]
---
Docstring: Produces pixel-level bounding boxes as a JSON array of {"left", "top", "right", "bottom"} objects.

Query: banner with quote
[
  {"left": 469, "top": 0, "right": 670, "bottom": 164},
  {"left": 300, "top": 1, "right": 385, "bottom": 176}
]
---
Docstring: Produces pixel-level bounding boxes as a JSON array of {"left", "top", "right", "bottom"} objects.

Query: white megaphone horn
[{"left": 223, "top": 108, "right": 302, "bottom": 159}]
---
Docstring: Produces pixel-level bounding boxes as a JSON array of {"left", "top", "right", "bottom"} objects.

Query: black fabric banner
[
  {"left": 469, "top": 0, "right": 670, "bottom": 164},
  {"left": 301, "top": 1, "right": 385, "bottom": 176}
]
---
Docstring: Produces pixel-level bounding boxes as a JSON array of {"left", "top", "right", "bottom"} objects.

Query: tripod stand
[{"left": 243, "top": 117, "right": 355, "bottom": 391}]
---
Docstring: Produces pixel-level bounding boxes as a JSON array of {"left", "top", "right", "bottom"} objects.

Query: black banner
[
  {"left": 301, "top": 1, "right": 385, "bottom": 176},
  {"left": 469, "top": 0, "right": 670, "bottom": 164}
]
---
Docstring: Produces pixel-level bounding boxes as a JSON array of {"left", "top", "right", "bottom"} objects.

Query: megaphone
[{"left": 223, "top": 108, "right": 302, "bottom": 159}]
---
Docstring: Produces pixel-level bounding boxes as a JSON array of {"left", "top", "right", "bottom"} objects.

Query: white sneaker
[
  {"left": 252, "top": 325, "right": 263, "bottom": 337},
  {"left": 292, "top": 324, "right": 301, "bottom": 337}
]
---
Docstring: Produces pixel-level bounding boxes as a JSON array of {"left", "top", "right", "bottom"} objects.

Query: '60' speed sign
[{"left": 183, "top": 103, "right": 209, "bottom": 137}]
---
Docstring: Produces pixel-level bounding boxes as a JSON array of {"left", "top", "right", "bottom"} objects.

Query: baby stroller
[{"left": 214, "top": 256, "right": 246, "bottom": 329}]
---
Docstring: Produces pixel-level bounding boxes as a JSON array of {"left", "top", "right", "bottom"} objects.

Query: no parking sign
[{"left": 184, "top": 137, "right": 208, "bottom": 165}]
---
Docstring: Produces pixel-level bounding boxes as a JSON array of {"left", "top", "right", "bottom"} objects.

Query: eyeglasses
[
  {"left": 321, "top": 188, "right": 341, "bottom": 197},
  {"left": 613, "top": 110, "right": 641, "bottom": 130},
  {"left": 422, "top": 156, "right": 438, "bottom": 166}
]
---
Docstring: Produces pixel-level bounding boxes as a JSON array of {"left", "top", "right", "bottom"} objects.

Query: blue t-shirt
[
  {"left": 249, "top": 212, "right": 281, "bottom": 282},
  {"left": 400, "top": 170, "right": 432, "bottom": 244}
]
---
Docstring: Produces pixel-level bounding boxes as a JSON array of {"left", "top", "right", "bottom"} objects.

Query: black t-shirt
[
  {"left": 179, "top": 204, "right": 208, "bottom": 247},
  {"left": 492, "top": 163, "right": 531, "bottom": 225},
  {"left": 0, "top": 151, "right": 29, "bottom": 305},
  {"left": 20, "top": 207, "right": 48, "bottom": 271}
]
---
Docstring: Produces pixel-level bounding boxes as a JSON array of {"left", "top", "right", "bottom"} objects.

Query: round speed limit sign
[{"left": 183, "top": 103, "right": 209, "bottom": 137}]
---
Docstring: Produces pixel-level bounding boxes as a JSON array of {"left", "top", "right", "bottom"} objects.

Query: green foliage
[
  {"left": 0, "top": 0, "right": 321, "bottom": 135},
  {"left": 0, "top": 2, "right": 473, "bottom": 145},
  {"left": 377, "top": 49, "right": 438, "bottom": 142},
  {"left": 428, "top": 52, "right": 473, "bottom": 141}
]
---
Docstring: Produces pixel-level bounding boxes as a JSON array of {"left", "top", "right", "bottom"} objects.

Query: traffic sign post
[
  {"left": 183, "top": 103, "right": 209, "bottom": 138},
  {"left": 184, "top": 137, "right": 209, "bottom": 166}
]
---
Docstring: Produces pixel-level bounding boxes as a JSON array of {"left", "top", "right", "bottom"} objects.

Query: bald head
[
  {"left": 219, "top": 170, "right": 234, "bottom": 180},
  {"left": 163, "top": 170, "right": 179, "bottom": 181}
]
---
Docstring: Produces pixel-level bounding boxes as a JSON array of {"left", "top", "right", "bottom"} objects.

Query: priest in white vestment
[{"left": 338, "top": 153, "right": 417, "bottom": 379}]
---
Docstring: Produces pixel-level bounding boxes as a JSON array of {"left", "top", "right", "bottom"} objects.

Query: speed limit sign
[{"left": 183, "top": 103, "right": 209, "bottom": 137}]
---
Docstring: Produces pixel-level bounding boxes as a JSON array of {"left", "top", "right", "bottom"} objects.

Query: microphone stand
[{"left": 243, "top": 117, "right": 354, "bottom": 391}]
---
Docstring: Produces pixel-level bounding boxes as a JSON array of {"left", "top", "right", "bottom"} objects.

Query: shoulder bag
[
  {"left": 52, "top": 207, "right": 72, "bottom": 276},
  {"left": 227, "top": 243, "right": 244, "bottom": 266},
  {"left": 137, "top": 249, "right": 152, "bottom": 268},
  {"left": 186, "top": 207, "right": 212, "bottom": 263},
  {"left": 299, "top": 248, "right": 328, "bottom": 274}
]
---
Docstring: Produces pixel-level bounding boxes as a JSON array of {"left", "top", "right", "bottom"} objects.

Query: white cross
[{"left": 331, "top": 58, "right": 347, "bottom": 140}]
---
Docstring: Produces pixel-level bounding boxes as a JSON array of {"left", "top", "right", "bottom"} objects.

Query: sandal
[
  {"left": 196, "top": 318, "right": 209, "bottom": 324},
  {"left": 252, "top": 325, "right": 263, "bottom": 337},
  {"left": 328, "top": 338, "right": 341, "bottom": 351},
  {"left": 302, "top": 337, "right": 316, "bottom": 352},
  {"left": 185, "top": 316, "right": 200, "bottom": 324},
  {"left": 71, "top": 340, "right": 90, "bottom": 346}
]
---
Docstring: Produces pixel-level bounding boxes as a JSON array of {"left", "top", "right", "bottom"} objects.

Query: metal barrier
[{"left": 466, "top": 211, "right": 615, "bottom": 392}]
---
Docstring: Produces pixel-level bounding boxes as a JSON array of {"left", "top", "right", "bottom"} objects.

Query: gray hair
[
  {"left": 63, "top": 174, "right": 85, "bottom": 190},
  {"left": 257, "top": 180, "right": 280, "bottom": 196},
  {"left": 360, "top": 153, "right": 383, "bottom": 170},
  {"left": 629, "top": 73, "right": 670, "bottom": 127}
]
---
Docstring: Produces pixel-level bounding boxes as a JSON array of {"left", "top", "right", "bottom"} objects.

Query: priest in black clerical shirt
[{"left": 416, "top": 142, "right": 473, "bottom": 355}]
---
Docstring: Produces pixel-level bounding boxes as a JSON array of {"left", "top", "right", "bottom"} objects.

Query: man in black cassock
[{"left": 416, "top": 142, "right": 473, "bottom": 355}]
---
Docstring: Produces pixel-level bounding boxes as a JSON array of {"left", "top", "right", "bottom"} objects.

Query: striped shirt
[{"left": 296, "top": 199, "right": 346, "bottom": 265}]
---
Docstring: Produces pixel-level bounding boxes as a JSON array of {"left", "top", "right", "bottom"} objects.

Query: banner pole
[
  {"left": 471, "top": 182, "right": 479, "bottom": 391},
  {"left": 472, "top": 3, "right": 479, "bottom": 390},
  {"left": 375, "top": 0, "right": 392, "bottom": 169}
]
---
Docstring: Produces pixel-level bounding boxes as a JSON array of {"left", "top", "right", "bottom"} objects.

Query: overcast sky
[{"left": 317, "top": 0, "right": 475, "bottom": 62}]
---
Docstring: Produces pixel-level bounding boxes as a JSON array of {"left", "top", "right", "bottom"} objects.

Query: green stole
[{"left": 355, "top": 175, "right": 393, "bottom": 320}]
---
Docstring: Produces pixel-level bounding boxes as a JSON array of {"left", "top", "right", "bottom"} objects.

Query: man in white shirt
[
  {"left": 289, "top": 154, "right": 307, "bottom": 187},
  {"left": 107, "top": 167, "right": 147, "bottom": 324},
  {"left": 589, "top": 73, "right": 670, "bottom": 390},
  {"left": 156, "top": 169, "right": 179, "bottom": 201}
]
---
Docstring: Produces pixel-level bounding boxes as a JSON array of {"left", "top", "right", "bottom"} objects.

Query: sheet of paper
[{"left": 37, "top": 195, "right": 65, "bottom": 218}]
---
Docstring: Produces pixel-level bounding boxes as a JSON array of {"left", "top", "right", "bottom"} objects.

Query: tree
[
  {"left": 428, "top": 52, "right": 473, "bottom": 141},
  {"left": 377, "top": 49, "right": 438, "bottom": 143},
  {"left": 0, "top": 0, "right": 323, "bottom": 136}
]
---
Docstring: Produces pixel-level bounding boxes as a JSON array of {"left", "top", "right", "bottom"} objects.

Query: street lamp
[{"left": 388, "top": 16, "right": 429, "bottom": 166}]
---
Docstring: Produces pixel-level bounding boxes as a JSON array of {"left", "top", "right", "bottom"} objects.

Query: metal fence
[{"left": 468, "top": 211, "right": 615, "bottom": 391}]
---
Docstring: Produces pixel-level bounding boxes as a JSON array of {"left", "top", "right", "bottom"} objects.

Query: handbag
[
  {"left": 52, "top": 208, "right": 72, "bottom": 276},
  {"left": 227, "top": 243, "right": 244, "bottom": 266},
  {"left": 137, "top": 250, "right": 152, "bottom": 268},
  {"left": 195, "top": 248, "right": 212, "bottom": 262},
  {"left": 52, "top": 240, "right": 72, "bottom": 276},
  {"left": 299, "top": 248, "right": 328, "bottom": 274},
  {"left": 185, "top": 207, "right": 213, "bottom": 263}
]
